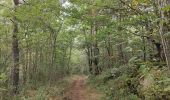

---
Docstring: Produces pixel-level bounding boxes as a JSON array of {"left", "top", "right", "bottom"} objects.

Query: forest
[{"left": 0, "top": 0, "right": 170, "bottom": 100}]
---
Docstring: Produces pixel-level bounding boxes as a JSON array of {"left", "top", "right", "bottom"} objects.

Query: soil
[{"left": 64, "top": 75, "right": 101, "bottom": 100}]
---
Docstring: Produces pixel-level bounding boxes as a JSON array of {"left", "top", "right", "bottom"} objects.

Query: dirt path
[
  {"left": 64, "top": 75, "right": 101, "bottom": 100},
  {"left": 66, "top": 76, "right": 86, "bottom": 100}
]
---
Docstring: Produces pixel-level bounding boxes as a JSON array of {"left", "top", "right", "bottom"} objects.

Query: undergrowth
[
  {"left": 2, "top": 77, "right": 71, "bottom": 100},
  {"left": 88, "top": 61, "right": 170, "bottom": 100}
]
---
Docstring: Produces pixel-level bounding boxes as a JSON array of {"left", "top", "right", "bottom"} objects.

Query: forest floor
[
  {"left": 63, "top": 75, "right": 102, "bottom": 100},
  {"left": 24, "top": 75, "right": 102, "bottom": 100}
]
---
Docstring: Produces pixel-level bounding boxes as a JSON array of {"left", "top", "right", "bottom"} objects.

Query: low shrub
[{"left": 88, "top": 62, "right": 170, "bottom": 100}]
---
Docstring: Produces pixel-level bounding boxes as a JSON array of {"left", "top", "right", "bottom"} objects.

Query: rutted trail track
[
  {"left": 66, "top": 76, "right": 86, "bottom": 100},
  {"left": 64, "top": 75, "right": 101, "bottom": 100}
]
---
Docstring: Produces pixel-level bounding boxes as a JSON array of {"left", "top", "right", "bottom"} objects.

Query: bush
[{"left": 88, "top": 62, "right": 170, "bottom": 100}]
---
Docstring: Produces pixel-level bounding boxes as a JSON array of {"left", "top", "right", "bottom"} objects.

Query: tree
[
  {"left": 158, "top": 0, "right": 170, "bottom": 70},
  {"left": 11, "top": 0, "right": 20, "bottom": 95}
]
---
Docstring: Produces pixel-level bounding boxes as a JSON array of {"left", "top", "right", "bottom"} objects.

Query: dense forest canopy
[{"left": 0, "top": 0, "right": 170, "bottom": 99}]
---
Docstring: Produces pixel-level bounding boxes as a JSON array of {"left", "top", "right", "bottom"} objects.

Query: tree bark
[
  {"left": 11, "top": 0, "right": 20, "bottom": 95},
  {"left": 104, "top": 33, "right": 113, "bottom": 68},
  {"left": 67, "top": 38, "right": 73, "bottom": 74},
  {"left": 158, "top": 0, "right": 170, "bottom": 70},
  {"left": 87, "top": 46, "right": 93, "bottom": 74},
  {"left": 92, "top": 24, "right": 100, "bottom": 75}
]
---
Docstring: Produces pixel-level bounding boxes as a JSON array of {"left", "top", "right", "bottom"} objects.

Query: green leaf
[
  {"left": 163, "top": 32, "right": 170, "bottom": 38},
  {"left": 162, "top": 5, "right": 170, "bottom": 12}
]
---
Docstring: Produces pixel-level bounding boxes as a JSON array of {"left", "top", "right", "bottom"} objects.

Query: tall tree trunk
[
  {"left": 23, "top": 34, "right": 29, "bottom": 85},
  {"left": 117, "top": 6, "right": 125, "bottom": 64},
  {"left": 158, "top": 0, "right": 170, "bottom": 71},
  {"left": 11, "top": 0, "right": 20, "bottom": 95},
  {"left": 91, "top": 7, "right": 100, "bottom": 75},
  {"left": 117, "top": 41, "right": 124, "bottom": 63},
  {"left": 142, "top": 27, "right": 146, "bottom": 62},
  {"left": 87, "top": 46, "right": 93, "bottom": 74},
  {"left": 86, "top": 29, "right": 93, "bottom": 74},
  {"left": 92, "top": 24, "right": 100, "bottom": 75},
  {"left": 67, "top": 39, "right": 73, "bottom": 74},
  {"left": 28, "top": 49, "right": 33, "bottom": 82},
  {"left": 93, "top": 43, "right": 100, "bottom": 75},
  {"left": 49, "top": 35, "right": 57, "bottom": 84},
  {"left": 105, "top": 32, "right": 112, "bottom": 68},
  {"left": 48, "top": 24, "right": 62, "bottom": 84}
]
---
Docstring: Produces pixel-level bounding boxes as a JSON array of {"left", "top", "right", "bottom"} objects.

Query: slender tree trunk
[
  {"left": 93, "top": 43, "right": 100, "bottom": 75},
  {"left": 23, "top": 34, "right": 28, "bottom": 85},
  {"left": 83, "top": 29, "right": 93, "bottom": 74},
  {"left": 117, "top": 8, "right": 125, "bottom": 64},
  {"left": 142, "top": 27, "right": 146, "bottom": 62},
  {"left": 104, "top": 33, "right": 112, "bottom": 68},
  {"left": 32, "top": 47, "right": 39, "bottom": 85},
  {"left": 50, "top": 35, "right": 57, "bottom": 84},
  {"left": 117, "top": 43, "right": 124, "bottom": 63},
  {"left": 62, "top": 48, "right": 67, "bottom": 75},
  {"left": 108, "top": 35, "right": 112, "bottom": 68},
  {"left": 67, "top": 39, "right": 73, "bottom": 74},
  {"left": 89, "top": 46, "right": 93, "bottom": 74},
  {"left": 11, "top": 0, "right": 20, "bottom": 95},
  {"left": 48, "top": 25, "right": 62, "bottom": 84},
  {"left": 90, "top": 6, "right": 100, "bottom": 75},
  {"left": 87, "top": 29, "right": 93, "bottom": 74},
  {"left": 92, "top": 24, "right": 100, "bottom": 75},
  {"left": 28, "top": 48, "right": 33, "bottom": 83},
  {"left": 158, "top": 0, "right": 170, "bottom": 71},
  {"left": 88, "top": 47, "right": 93, "bottom": 74}
]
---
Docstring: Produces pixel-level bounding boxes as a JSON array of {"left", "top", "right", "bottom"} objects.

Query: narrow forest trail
[{"left": 64, "top": 75, "right": 102, "bottom": 100}]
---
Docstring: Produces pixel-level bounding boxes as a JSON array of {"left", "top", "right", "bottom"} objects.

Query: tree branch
[{"left": 119, "top": 0, "right": 143, "bottom": 15}]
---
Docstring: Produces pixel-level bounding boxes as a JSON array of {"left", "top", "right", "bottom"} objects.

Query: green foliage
[
  {"left": 16, "top": 77, "right": 70, "bottom": 100},
  {"left": 137, "top": 63, "right": 170, "bottom": 99},
  {"left": 164, "top": 32, "right": 170, "bottom": 38},
  {"left": 0, "top": 73, "right": 7, "bottom": 83},
  {"left": 89, "top": 61, "right": 170, "bottom": 100},
  {"left": 1, "top": 0, "right": 170, "bottom": 99},
  {"left": 88, "top": 64, "right": 138, "bottom": 99},
  {"left": 162, "top": 5, "right": 170, "bottom": 12}
]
